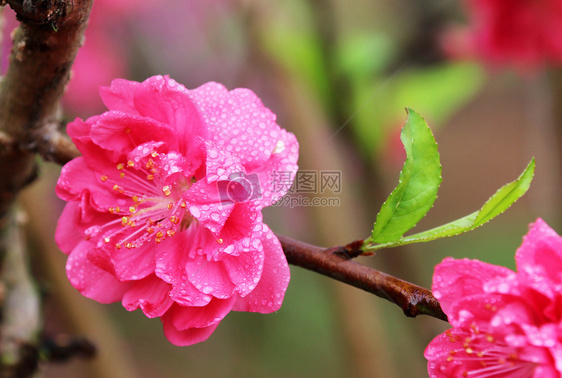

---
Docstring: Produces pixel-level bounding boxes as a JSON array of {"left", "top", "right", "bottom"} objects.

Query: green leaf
[
  {"left": 371, "top": 109, "right": 442, "bottom": 243},
  {"left": 364, "top": 158, "right": 535, "bottom": 252}
]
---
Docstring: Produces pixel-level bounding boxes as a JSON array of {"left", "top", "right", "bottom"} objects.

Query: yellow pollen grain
[
  {"left": 147, "top": 219, "right": 154, "bottom": 225},
  {"left": 156, "top": 231, "right": 164, "bottom": 238},
  {"left": 147, "top": 227, "right": 154, "bottom": 234},
  {"left": 167, "top": 202, "right": 174, "bottom": 210},
  {"left": 126, "top": 242, "right": 133, "bottom": 249},
  {"left": 117, "top": 163, "right": 124, "bottom": 170},
  {"left": 167, "top": 230, "right": 175, "bottom": 237},
  {"left": 129, "top": 206, "right": 137, "bottom": 213},
  {"left": 146, "top": 159, "right": 154, "bottom": 169},
  {"left": 216, "top": 238, "right": 223, "bottom": 244},
  {"left": 180, "top": 201, "right": 187, "bottom": 208},
  {"left": 132, "top": 195, "right": 139, "bottom": 203},
  {"left": 465, "top": 348, "right": 473, "bottom": 354},
  {"left": 155, "top": 238, "right": 162, "bottom": 244},
  {"left": 170, "top": 215, "right": 179, "bottom": 224},
  {"left": 113, "top": 184, "right": 120, "bottom": 191},
  {"left": 115, "top": 244, "right": 121, "bottom": 250},
  {"left": 147, "top": 174, "right": 154, "bottom": 180},
  {"left": 446, "top": 356, "right": 453, "bottom": 362},
  {"left": 486, "top": 335, "right": 494, "bottom": 342},
  {"left": 127, "top": 160, "right": 135, "bottom": 168},
  {"left": 121, "top": 216, "right": 129, "bottom": 226},
  {"left": 162, "top": 186, "right": 172, "bottom": 196},
  {"left": 120, "top": 172, "right": 125, "bottom": 179},
  {"left": 103, "top": 237, "right": 110, "bottom": 243},
  {"left": 100, "top": 175, "right": 108, "bottom": 182},
  {"left": 151, "top": 151, "right": 158, "bottom": 158}
]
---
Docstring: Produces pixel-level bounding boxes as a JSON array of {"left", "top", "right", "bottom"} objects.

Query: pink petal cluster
[
  {"left": 443, "top": 0, "right": 562, "bottom": 70},
  {"left": 425, "top": 218, "right": 562, "bottom": 377},
  {"left": 56, "top": 75, "right": 298, "bottom": 346}
]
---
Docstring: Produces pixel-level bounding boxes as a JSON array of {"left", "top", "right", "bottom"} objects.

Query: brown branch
[
  {"left": 0, "top": 0, "right": 93, "bottom": 220},
  {"left": 278, "top": 235, "right": 448, "bottom": 321},
  {"left": 0, "top": 209, "right": 41, "bottom": 377}
]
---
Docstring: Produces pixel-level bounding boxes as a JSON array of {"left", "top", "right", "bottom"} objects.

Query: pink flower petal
[
  {"left": 185, "top": 256, "right": 236, "bottom": 299},
  {"left": 432, "top": 257, "right": 513, "bottom": 314},
  {"left": 99, "top": 78, "right": 141, "bottom": 115},
  {"left": 233, "top": 226, "right": 290, "bottom": 313},
  {"left": 188, "top": 82, "right": 298, "bottom": 168},
  {"left": 104, "top": 241, "right": 156, "bottom": 281},
  {"left": 56, "top": 202, "right": 87, "bottom": 254},
  {"left": 56, "top": 157, "right": 123, "bottom": 212},
  {"left": 162, "top": 298, "right": 235, "bottom": 330},
  {"left": 90, "top": 111, "right": 177, "bottom": 154},
  {"left": 155, "top": 224, "right": 214, "bottom": 307},
  {"left": 160, "top": 299, "right": 235, "bottom": 346},
  {"left": 161, "top": 319, "right": 218, "bottom": 347},
  {"left": 516, "top": 218, "right": 562, "bottom": 298},
  {"left": 184, "top": 179, "right": 234, "bottom": 235},
  {"left": 218, "top": 203, "right": 260, "bottom": 243},
  {"left": 66, "top": 240, "right": 132, "bottom": 303},
  {"left": 131, "top": 76, "right": 208, "bottom": 155},
  {"left": 122, "top": 274, "right": 173, "bottom": 318},
  {"left": 220, "top": 237, "right": 265, "bottom": 297}
]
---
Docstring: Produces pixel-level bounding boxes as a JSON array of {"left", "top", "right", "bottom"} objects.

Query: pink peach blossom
[
  {"left": 425, "top": 218, "right": 562, "bottom": 377},
  {"left": 56, "top": 75, "right": 298, "bottom": 345},
  {"left": 444, "top": 0, "right": 562, "bottom": 70}
]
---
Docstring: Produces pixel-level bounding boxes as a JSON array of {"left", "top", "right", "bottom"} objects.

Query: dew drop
[
  {"left": 202, "top": 286, "right": 213, "bottom": 294},
  {"left": 189, "top": 206, "right": 201, "bottom": 218}
]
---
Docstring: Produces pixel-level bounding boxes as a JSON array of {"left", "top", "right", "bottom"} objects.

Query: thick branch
[
  {"left": 0, "top": 0, "right": 93, "bottom": 220},
  {"left": 0, "top": 210, "right": 41, "bottom": 377},
  {"left": 278, "top": 235, "right": 448, "bottom": 321}
]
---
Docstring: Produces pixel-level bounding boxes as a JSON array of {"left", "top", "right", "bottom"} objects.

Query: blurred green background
[{"left": 11, "top": 0, "right": 562, "bottom": 377}]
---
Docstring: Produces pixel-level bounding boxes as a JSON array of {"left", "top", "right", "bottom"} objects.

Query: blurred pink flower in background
[
  {"left": 62, "top": 0, "right": 157, "bottom": 115},
  {"left": 443, "top": 0, "right": 562, "bottom": 70},
  {"left": 55, "top": 75, "right": 299, "bottom": 345},
  {"left": 425, "top": 218, "right": 562, "bottom": 377}
]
